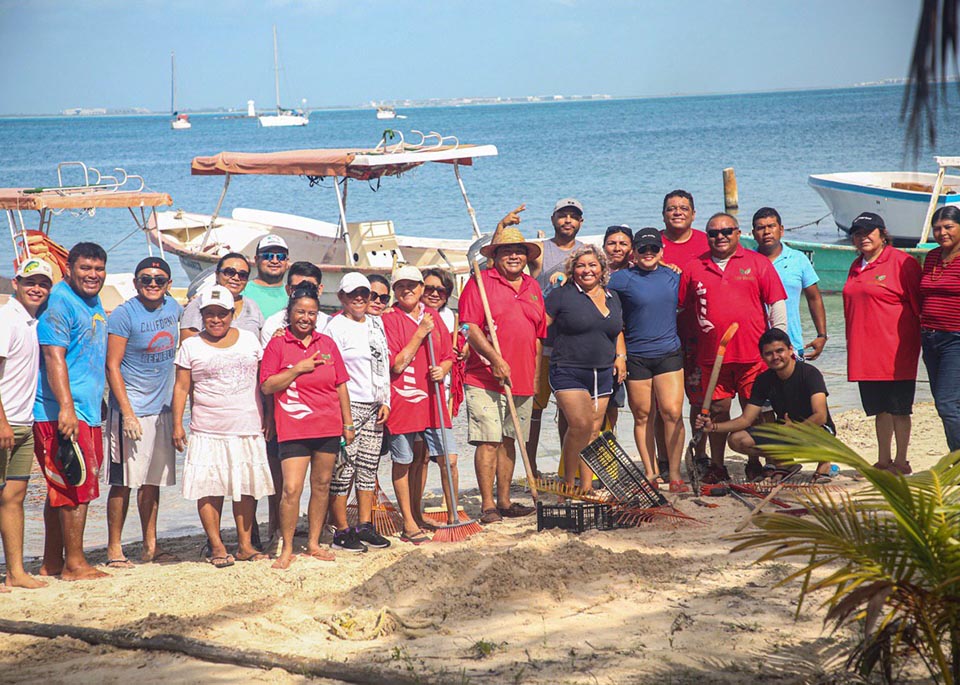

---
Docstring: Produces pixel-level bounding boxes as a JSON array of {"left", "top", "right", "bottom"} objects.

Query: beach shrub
[{"left": 728, "top": 422, "right": 960, "bottom": 685}]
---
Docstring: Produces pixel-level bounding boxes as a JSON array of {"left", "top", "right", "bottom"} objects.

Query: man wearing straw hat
[{"left": 459, "top": 228, "right": 546, "bottom": 524}]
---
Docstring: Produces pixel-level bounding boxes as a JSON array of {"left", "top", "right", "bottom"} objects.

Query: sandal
[
  {"left": 479, "top": 508, "right": 503, "bottom": 524},
  {"left": 893, "top": 461, "right": 913, "bottom": 476},
  {"left": 668, "top": 480, "right": 690, "bottom": 494},
  {"left": 206, "top": 555, "right": 235, "bottom": 569},
  {"left": 235, "top": 551, "right": 269, "bottom": 562},
  {"left": 810, "top": 473, "right": 833, "bottom": 484},
  {"left": 104, "top": 559, "right": 135, "bottom": 569},
  {"left": 744, "top": 460, "right": 765, "bottom": 482},
  {"left": 399, "top": 530, "right": 431, "bottom": 545}
]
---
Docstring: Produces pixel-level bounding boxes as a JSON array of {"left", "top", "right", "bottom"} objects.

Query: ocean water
[{"left": 1, "top": 85, "right": 947, "bottom": 558}]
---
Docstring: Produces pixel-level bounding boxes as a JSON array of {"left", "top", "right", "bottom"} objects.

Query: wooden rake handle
[{"left": 470, "top": 260, "right": 538, "bottom": 501}]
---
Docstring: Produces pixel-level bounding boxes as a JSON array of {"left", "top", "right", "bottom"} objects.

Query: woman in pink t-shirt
[
  {"left": 172, "top": 285, "right": 274, "bottom": 569},
  {"left": 261, "top": 285, "right": 353, "bottom": 570}
]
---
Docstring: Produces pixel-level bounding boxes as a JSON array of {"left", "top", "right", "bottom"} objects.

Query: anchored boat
[
  {"left": 149, "top": 131, "right": 497, "bottom": 308},
  {"left": 257, "top": 26, "right": 308, "bottom": 128}
]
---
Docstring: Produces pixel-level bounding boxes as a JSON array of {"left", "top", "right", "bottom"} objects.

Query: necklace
[{"left": 931, "top": 247, "right": 960, "bottom": 282}]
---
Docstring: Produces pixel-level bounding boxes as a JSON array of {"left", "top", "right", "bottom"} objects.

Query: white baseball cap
[
  {"left": 391, "top": 265, "right": 423, "bottom": 286},
  {"left": 553, "top": 198, "right": 584, "bottom": 215},
  {"left": 198, "top": 284, "right": 235, "bottom": 311},
  {"left": 16, "top": 258, "right": 54, "bottom": 281},
  {"left": 339, "top": 272, "right": 372, "bottom": 293},
  {"left": 257, "top": 234, "right": 289, "bottom": 252}
]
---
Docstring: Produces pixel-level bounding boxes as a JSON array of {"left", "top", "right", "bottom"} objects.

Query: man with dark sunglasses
[
  {"left": 678, "top": 213, "right": 788, "bottom": 483},
  {"left": 244, "top": 235, "right": 292, "bottom": 320},
  {"left": 104, "top": 257, "right": 183, "bottom": 567}
]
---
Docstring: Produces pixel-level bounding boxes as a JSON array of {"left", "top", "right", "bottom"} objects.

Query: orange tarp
[{"left": 0, "top": 189, "right": 172, "bottom": 211}]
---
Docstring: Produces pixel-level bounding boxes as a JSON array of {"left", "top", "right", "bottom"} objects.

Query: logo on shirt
[
  {"left": 875, "top": 274, "right": 887, "bottom": 282},
  {"left": 279, "top": 378, "right": 314, "bottom": 420},
  {"left": 146, "top": 331, "right": 175, "bottom": 354},
  {"left": 396, "top": 367, "right": 428, "bottom": 403},
  {"left": 694, "top": 281, "right": 715, "bottom": 334}
]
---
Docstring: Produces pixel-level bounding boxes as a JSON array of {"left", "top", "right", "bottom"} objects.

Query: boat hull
[
  {"left": 808, "top": 171, "right": 960, "bottom": 245},
  {"left": 258, "top": 114, "right": 308, "bottom": 127}
]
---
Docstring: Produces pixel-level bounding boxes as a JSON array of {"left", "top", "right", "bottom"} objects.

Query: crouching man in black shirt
[{"left": 695, "top": 328, "right": 835, "bottom": 482}]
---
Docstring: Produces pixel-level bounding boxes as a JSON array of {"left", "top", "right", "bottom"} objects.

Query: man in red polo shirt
[
  {"left": 459, "top": 228, "right": 546, "bottom": 524},
  {"left": 678, "top": 212, "right": 788, "bottom": 483},
  {"left": 660, "top": 189, "right": 710, "bottom": 470}
]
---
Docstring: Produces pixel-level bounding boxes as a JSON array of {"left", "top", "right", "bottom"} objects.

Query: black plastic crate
[
  {"left": 536, "top": 501, "right": 618, "bottom": 533},
  {"left": 580, "top": 431, "right": 667, "bottom": 507}
]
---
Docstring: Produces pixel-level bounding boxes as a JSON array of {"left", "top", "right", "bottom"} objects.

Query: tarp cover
[
  {"left": 0, "top": 188, "right": 173, "bottom": 211},
  {"left": 190, "top": 145, "right": 494, "bottom": 181}
]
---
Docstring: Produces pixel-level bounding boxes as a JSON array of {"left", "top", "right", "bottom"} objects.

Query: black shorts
[
  {"left": 278, "top": 435, "right": 341, "bottom": 459},
  {"left": 626, "top": 349, "right": 684, "bottom": 381},
  {"left": 858, "top": 380, "right": 916, "bottom": 417},
  {"left": 266, "top": 435, "right": 279, "bottom": 461},
  {"left": 747, "top": 422, "right": 836, "bottom": 448}
]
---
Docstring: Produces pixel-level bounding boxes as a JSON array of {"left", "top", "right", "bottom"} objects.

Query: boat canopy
[
  {"left": 0, "top": 188, "right": 172, "bottom": 211},
  {"left": 191, "top": 144, "right": 499, "bottom": 181}
]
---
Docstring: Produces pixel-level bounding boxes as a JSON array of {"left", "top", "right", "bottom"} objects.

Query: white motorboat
[
  {"left": 148, "top": 130, "right": 497, "bottom": 309},
  {"left": 170, "top": 51, "right": 191, "bottom": 130},
  {"left": 808, "top": 162, "right": 960, "bottom": 245},
  {"left": 376, "top": 105, "right": 397, "bottom": 120},
  {"left": 257, "top": 26, "right": 308, "bottom": 128}
]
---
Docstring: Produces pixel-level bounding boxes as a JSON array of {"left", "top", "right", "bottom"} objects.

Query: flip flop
[
  {"left": 148, "top": 551, "right": 180, "bottom": 564},
  {"left": 399, "top": 530, "right": 431, "bottom": 545},
  {"left": 307, "top": 548, "right": 336, "bottom": 562},
  {"left": 105, "top": 559, "right": 135, "bottom": 569},
  {"left": 235, "top": 551, "right": 269, "bottom": 562},
  {"left": 57, "top": 437, "right": 87, "bottom": 487},
  {"left": 207, "top": 555, "right": 235, "bottom": 569}
]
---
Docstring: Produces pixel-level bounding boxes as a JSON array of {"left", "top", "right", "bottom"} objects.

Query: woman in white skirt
[{"left": 172, "top": 285, "right": 274, "bottom": 568}]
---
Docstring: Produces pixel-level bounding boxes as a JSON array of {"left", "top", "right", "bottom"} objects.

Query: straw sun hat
[{"left": 479, "top": 227, "right": 542, "bottom": 260}]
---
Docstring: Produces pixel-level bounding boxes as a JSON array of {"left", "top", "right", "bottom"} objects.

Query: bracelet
[
  {"left": 816, "top": 333, "right": 827, "bottom": 339},
  {"left": 343, "top": 424, "right": 355, "bottom": 430},
  {"left": 615, "top": 353, "right": 627, "bottom": 359}
]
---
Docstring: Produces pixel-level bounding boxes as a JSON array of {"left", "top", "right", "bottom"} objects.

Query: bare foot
[
  {"left": 0, "top": 584, "right": 9, "bottom": 593},
  {"left": 271, "top": 554, "right": 296, "bottom": 570},
  {"left": 38, "top": 563, "right": 63, "bottom": 577},
  {"left": 5, "top": 573, "right": 48, "bottom": 590},
  {"left": 142, "top": 549, "right": 179, "bottom": 564},
  {"left": 61, "top": 564, "right": 109, "bottom": 581}
]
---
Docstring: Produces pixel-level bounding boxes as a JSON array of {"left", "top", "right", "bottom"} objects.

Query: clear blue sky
[{"left": 0, "top": 0, "right": 922, "bottom": 115}]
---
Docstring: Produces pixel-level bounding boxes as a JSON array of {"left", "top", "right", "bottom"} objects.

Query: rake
[
  {"left": 530, "top": 477, "right": 615, "bottom": 504},
  {"left": 346, "top": 482, "right": 404, "bottom": 537},
  {"left": 425, "top": 331, "right": 482, "bottom": 542}
]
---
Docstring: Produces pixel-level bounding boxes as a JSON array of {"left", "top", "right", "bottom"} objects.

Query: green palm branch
[{"left": 728, "top": 421, "right": 960, "bottom": 684}]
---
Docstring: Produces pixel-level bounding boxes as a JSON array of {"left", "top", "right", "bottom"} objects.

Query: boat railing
[{"left": 374, "top": 129, "right": 461, "bottom": 155}]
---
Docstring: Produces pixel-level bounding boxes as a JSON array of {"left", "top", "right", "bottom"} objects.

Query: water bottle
[{"left": 830, "top": 464, "right": 840, "bottom": 477}]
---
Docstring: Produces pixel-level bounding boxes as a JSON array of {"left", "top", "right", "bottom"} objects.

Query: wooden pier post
[{"left": 723, "top": 167, "right": 739, "bottom": 212}]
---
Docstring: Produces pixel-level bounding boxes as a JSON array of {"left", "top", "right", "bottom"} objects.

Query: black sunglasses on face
[
  {"left": 137, "top": 275, "right": 169, "bottom": 286},
  {"left": 636, "top": 245, "right": 661, "bottom": 255},
  {"left": 423, "top": 285, "right": 448, "bottom": 296},
  {"left": 706, "top": 227, "right": 738, "bottom": 239},
  {"left": 370, "top": 292, "right": 391, "bottom": 304},
  {"left": 218, "top": 267, "right": 250, "bottom": 281}
]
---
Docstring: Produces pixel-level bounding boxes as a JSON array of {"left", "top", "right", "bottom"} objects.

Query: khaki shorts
[
  {"left": 465, "top": 385, "right": 533, "bottom": 446},
  {"left": 0, "top": 424, "right": 34, "bottom": 486},
  {"left": 533, "top": 352, "right": 552, "bottom": 410}
]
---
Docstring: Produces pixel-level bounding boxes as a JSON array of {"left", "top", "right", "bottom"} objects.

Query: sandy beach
[{"left": 0, "top": 402, "right": 949, "bottom": 685}]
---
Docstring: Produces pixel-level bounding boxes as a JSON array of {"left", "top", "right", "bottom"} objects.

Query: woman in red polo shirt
[
  {"left": 261, "top": 285, "right": 353, "bottom": 569},
  {"left": 920, "top": 206, "right": 960, "bottom": 452},
  {"left": 842, "top": 212, "right": 921, "bottom": 475}
]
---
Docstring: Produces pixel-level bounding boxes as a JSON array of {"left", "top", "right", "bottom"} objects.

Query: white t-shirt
[
  {"left": 438, "top": 306, "right": 455, "bottom": 392},
  {"left": 175, "top": 330, "right": 263, "bottom": 436},
  {"left": 324, "top": 314, "right": 390, "bottom": 405},
  {"left": 0, "top": 299, "right": 40, "bottom": 425},
  {"left": 260, "top": 309, "right": 330, "bottom": 348}
]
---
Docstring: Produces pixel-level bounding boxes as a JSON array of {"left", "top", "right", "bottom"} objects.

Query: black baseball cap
[
  {"left": 633, "top": 227, "right": 663, "bottom": 249},
  {"left": 850, "top": 212, "right": 885, "bottom": 233},
  {"left": 135, "top": 256, "right": 172, "bottom": 277}
]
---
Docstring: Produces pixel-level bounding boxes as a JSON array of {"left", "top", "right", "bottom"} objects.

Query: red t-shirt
[
  {"left": 920, "top": 247, "right": 960, "bottom": 332},
  {"left": 678, "top": 245, "right": 788, "bottom": 366},
  {"left": 662, "top": 228, "right": 710, "bottom": 343},
  {"left": 261, "top": 330, "right": 349, "bottom": 442},
  {"left": 843, "top": 247, "right": 921, "bottom": 381},
  {"left": 459, "top": 268, "right": 547, "bottom": 396},
  {"left": 382, "top": 305, "right": 453, "bottom": 434}
]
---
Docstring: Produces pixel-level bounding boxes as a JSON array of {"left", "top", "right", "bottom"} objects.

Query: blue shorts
[
  {"left": 390, "top": 428, "right": 456, "bottom": 465},
  {"left": 549, "top": 364, "right": 614, "bottom": 397}
]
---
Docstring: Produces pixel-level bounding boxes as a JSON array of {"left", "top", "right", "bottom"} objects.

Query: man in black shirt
[{"left": 695, "top": 329, "right": 834, "bottom": 481}]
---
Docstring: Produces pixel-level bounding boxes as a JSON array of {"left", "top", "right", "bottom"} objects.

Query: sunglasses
[
  {"left": 258, "top": 251, "right": 288, "bottom": 262},
  {"left": 291, "top": 285, "right": 319, "bottom": 299},
  {"left": 137, "top": 275, "right": 169, "bottom": 287},
  {"left": 635, "top": 245, "right": 661, "bottom": 255},
  {"left": 423, "top": 285, "right": 449, "bottom": 296},
  {"left": 369, "top": 292, "right": 391, "bottom": 304},
  {"left": 218, "top": 267, "right": 250, "bottom": 281},
  {"left": 706, "top": 227, "right": 738, "bottom": 239}
]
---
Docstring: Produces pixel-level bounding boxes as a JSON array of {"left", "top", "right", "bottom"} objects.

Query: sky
[{"left": 0, "top": 0, "right": 924, "bottom": 115}]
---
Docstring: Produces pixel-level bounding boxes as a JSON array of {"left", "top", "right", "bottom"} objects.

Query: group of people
[{"left": 1, "top": 189, "right": 958, "bottom": 585}]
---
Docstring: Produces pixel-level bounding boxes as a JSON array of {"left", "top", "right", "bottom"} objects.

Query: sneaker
[
  {"left": 701, "top": 463, "right": 730, "bottom": 485},
  {"left": 355, "top": 522, "right": 391, "bottom": 549},
  {"left": 331, "top": 528, "right": 368, "bottom": 553}
]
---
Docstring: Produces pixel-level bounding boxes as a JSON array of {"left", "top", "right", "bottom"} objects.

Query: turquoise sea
[{"left": 0, "top": 85, "right": 949, "bottom": 557}]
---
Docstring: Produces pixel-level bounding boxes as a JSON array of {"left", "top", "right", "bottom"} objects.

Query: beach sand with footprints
[{"left": 0, "top": 403, "right": 949, "bottom": 684}]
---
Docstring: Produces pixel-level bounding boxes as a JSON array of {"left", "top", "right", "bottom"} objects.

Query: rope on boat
[{"left": 784, "top": 212, "right": 832, "bottom": 232}]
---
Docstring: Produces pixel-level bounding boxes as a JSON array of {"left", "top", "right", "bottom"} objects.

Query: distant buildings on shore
[{"left": 61, "top": 107, "right": 150, "bottom": 116}]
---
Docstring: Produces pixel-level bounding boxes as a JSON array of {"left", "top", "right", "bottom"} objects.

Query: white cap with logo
[
  {"left": 198, "top": 284, "right": 236, "bottom": 310},
  {"left": 257, "top": 234, "right": 289, "bottom": 252},
  {"left": 16, "top": 258, "right": 54, "bottom": 281}
]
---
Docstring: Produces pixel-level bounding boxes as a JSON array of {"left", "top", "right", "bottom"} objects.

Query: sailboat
[
  {"left": 257, "top": 26, "right": 308, "bottom": 128},
  {"left": 170, "top": 51, "right": 191, "bottom": 130}
]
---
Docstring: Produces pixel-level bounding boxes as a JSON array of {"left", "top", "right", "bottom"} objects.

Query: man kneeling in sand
[{"left": 695, "top": 328, "right": 834, "bottom": 482}]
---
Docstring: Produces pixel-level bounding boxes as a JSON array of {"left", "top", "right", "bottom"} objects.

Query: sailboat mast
[
  {"left": 170, "top": 51, "right": 176, "bottom": 115},
  {"left": 272, "top": 25, "right": 281, "bottom": 113}
]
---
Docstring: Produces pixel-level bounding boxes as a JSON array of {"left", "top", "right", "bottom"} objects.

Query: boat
[
  {"left": 808, "top": 164, "right": 960, "bottom": 245},
  {"left": 148, "top": 130, "right": 497, "bottom": 309},
  {"left": 0, "top": 162, "right": 182, "bottom": 311},
  {"left": 257, "top": 26, "right": 308, "bottom": 128},
  {"left": 170, "top": 51, "right": 191, "bottom": 130}
]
